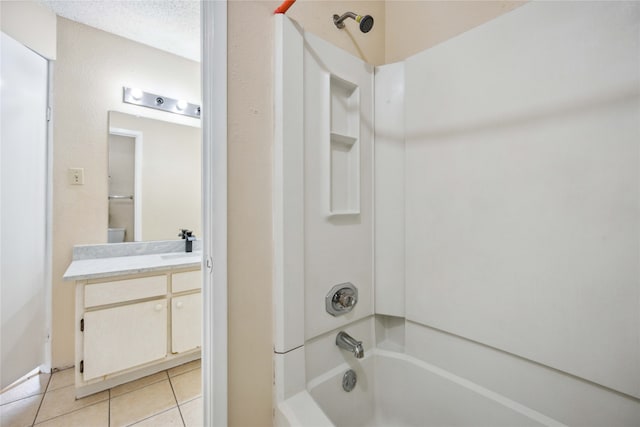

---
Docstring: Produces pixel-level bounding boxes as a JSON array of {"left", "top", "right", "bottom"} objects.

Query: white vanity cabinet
[
  {"left": 74, "top": 268, "right": 201, "bottom": 397},
  {"left": 171, "top": 270, "right": 202, "bottom": 354}
]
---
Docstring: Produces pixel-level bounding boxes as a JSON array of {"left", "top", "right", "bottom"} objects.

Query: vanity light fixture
[{"left": 122, "top": 87, "right": 201, "bottom": 119}]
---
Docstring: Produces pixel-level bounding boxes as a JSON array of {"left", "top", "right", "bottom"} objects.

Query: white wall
[
  {"left": 0, "top": 0, "right": 56, "bottom": 59},
  {"left": 402, "top": 1, "right": 639, "bottom": 399}
]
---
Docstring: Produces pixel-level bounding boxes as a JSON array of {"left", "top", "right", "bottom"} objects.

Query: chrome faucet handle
[
  {"left": 334, "top": 289, "right": 355, "bottom": 309},
  {"left": 178, "top": 229, "right": 193, "bottom": 238},
  {"left": 326, "top": 283, "right": 358, "bottom": 316}
]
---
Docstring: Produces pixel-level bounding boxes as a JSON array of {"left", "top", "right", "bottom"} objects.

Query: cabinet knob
[
  {"left": 154, "top": 303, "right": 163, "bottom": 311},
  {"left": 176, "top": 301, "right": 184, "bottom": 309}
]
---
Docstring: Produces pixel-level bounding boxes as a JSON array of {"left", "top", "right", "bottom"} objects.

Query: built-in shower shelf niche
[
  {"left": 330, "top": 75, "right": 359, "bottom": 136},
  {"left": 329, "top": 75, "right": 360, "bottom": 216}
]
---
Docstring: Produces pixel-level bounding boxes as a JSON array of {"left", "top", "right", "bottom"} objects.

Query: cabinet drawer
[
  {"left": 85, "top": 275, "right": 167, "bottom": 308},
  {"left": 172, "top": 270, "right": 201, "bottom": 293}
]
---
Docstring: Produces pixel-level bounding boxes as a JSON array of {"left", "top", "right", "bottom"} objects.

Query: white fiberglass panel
[
  {"left": 373, "top": 62, "right": 405, "bottom": 317},
  {"left": 302, "top": 31, "right": 374, "bottom": 340},
  {"left": 404, "top": 1, "right": 640, "bottom": 397}
]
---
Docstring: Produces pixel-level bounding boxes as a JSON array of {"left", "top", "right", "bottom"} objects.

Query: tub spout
[{"left": 336, "top": 331, "right": 364, "bottom": 359}]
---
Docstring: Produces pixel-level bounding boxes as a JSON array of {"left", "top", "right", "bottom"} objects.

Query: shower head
[
  {"left": 358, "top": 15, "right": 374, "bottom": 33},
  {"left": 333, "top": 12, "right": 375, "bottom": 33}
]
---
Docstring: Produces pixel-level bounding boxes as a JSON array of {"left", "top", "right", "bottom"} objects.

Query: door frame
[
  {"left": 201, "top": 1, "right": 228, "bottom": 426},
  {"left": 44, "top": 61, "right": 54, "bottom": 375},
  {"left": 108, "top": 127, "right": 143, "bottom": 242}
]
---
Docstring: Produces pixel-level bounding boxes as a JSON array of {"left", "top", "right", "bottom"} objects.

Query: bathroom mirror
[{"left": 108, "top": 111, "right": 201, "bottom": 242}]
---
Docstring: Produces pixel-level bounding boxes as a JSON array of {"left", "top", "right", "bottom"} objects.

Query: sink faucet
[
  {"left": 178, "top": 229, "right": 196, "bottom": 253},
  {"left": 336, "top": 331, "right": 364, "bottom": 359}
]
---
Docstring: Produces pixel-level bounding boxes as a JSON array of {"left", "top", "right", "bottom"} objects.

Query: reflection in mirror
[{"left": 108, "top": 111, "right": 201, "bottom": 242}]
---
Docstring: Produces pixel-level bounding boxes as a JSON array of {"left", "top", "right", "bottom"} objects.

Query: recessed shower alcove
[{"left": 273, "top": 2, "right": 640, "bottom": 426}]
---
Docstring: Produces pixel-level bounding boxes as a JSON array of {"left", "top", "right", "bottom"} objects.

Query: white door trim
[
  {"left": 43, "top": 60, "right": 54, "bottom": 375},
  {"left": 201, "top": 1, "right": 228, "bottom": 426},
  {"left": 108, "top": 127, "right": 143, "bottom": 242}
]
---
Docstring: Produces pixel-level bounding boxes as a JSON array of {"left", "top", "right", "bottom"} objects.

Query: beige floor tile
[
  {"left": 0, "top": 394, "right": 42, "bottom": 427},
  {"left": 47, "top": 368, "right": 75, "bottom": 392},
  {"left": 110, "top": 371, "right": 168, "bottom": 398},
  {"left": 0, "top": 373, "right": 50, "bottom": 406},
  {"left": 169, "top": 369, "right": 201, "bottom": 404},
  {"left": 34, "top": 401, "right": 108, "bottom": 427},
  {"left": 130, "top": 407, "right": 184, "bottom": 427},
  {"left": 110, "top": 380, "right": 177, "bottom": 427},
  {"left": 180, "top": 397, "right": 203, "bottom": 427},
  {"left": 35, "top": 384, "right": 108, "bottom": 424},
  {"left": 167, "top": 359, "right": 201, "bottom": 378}
]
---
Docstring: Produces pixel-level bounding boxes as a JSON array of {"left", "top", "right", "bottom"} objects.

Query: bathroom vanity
[{"left": 63, "top": 241, "right": 202, "bottom": 397}]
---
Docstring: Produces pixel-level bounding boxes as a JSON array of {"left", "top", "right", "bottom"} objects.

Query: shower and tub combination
[{"left": 273, "top": 2, "right": 640, "bottom": 426}]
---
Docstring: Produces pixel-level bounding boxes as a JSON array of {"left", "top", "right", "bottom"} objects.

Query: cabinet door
[
  {"left": 83, "top": 299, "right": 167, "bottom": 381},
  {"left": 171, "top": 293, "right": 201, "bottom": 353}
]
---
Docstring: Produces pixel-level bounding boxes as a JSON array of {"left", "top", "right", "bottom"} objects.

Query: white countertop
[{"left": 63, "top": 251, "right": 202, "bottom": 281}]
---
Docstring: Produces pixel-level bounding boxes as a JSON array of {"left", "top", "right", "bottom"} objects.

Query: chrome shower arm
[{"left": 333, "top": 12, "right": 358, "bottom": 29}]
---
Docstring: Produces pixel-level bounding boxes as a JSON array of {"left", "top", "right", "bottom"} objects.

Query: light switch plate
[{"left": 68, "top": 168, "right": 84, "bottom": 185}]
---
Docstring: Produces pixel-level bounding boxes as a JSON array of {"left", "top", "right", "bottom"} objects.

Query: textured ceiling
[{"left": 40, "top": 0, "right": 200, "bottom": 62}]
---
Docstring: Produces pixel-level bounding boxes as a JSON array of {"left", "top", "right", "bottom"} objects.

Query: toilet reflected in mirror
[{"left": 107, "top": 227, "right": 126, "bottom": 243}]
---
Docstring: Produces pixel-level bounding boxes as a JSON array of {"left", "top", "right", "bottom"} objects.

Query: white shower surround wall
[
  {"left": 273, "top": 13, "right": 376, "bottom": 408},
  {"left": 403, "top": 0, "right": 640, "bottom": 398},
  {"left": 273, "top": 15, "right": 375, "bottom": 354},
  {"left": 274, "top": 2, "right": 640, "bottom": 426}
]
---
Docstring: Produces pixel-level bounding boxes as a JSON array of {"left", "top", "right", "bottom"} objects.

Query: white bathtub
[{"left": 277, "top": 349, "right": 564, "bottom": 427}]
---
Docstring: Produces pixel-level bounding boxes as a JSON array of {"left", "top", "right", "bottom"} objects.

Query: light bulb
[
  {"left": 130, "top": 88, "right": 143, "bottom": 100},
  {"left": 176, "top": 100, "right": 188, "bottom": 111}
]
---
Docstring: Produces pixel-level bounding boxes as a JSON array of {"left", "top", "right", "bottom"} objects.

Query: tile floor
[{"left": 0, "top": 359, "right": 202, "bottom": 427}]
